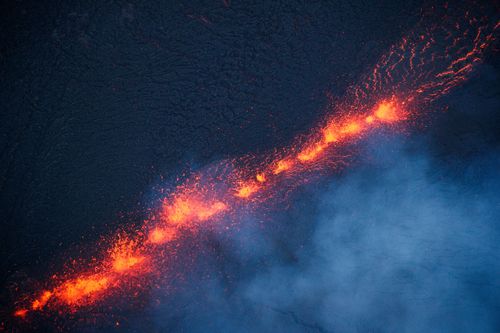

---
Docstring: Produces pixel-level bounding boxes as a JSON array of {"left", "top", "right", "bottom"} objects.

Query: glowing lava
[
  {"left": 58, "top": 276, "right": 110, "bottom": 306},
  {"left": 31, "top": 291, "right": 52, "bottom": 311},
  {"left": 12, "top": 4, "right": 497, "bottom": 324},
  {"left": 236, "top": 182, "right": 260, "bottom": 198},
  {"left": 374, "top": 100, "right": 401, "bottom": 122},
  {"left": 110, "top": 238, "right": 147, "bottom": 273},
  {"left": 163, "top": 196, "right": 227, "bottom": 226},
  {"left": 148, "top": 227, "right": 177, "bottom": 244}
]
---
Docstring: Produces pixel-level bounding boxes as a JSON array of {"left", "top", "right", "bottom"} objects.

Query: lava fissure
[{"left": 12, "top": 4, "right": 498, "bottom": 324}]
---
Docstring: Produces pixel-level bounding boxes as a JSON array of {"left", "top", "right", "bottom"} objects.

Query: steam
[
  {"left": 150, "top": 134, "right": 500, "bottom": 333},
  {"left": 245, "top": 139, "right": 500, "bottom": 332}
]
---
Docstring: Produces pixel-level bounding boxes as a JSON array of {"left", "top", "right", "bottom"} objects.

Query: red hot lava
[{"left": 12, "top": 4, "right": 498, "bottom": 324}]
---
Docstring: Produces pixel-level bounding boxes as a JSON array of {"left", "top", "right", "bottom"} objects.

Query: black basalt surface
[{"left": 1, "top": 1, "right": 499, "bottom": 332}]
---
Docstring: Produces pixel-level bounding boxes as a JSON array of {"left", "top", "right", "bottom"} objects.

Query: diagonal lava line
[{"left": 12, "top": 6, "right": 498, "bottom": 323}]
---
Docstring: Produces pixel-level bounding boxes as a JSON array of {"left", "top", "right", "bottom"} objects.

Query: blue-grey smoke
[
  {"left": 144, "top": 65, "right": 500, "bottom": 333},
  {"left": 246, "top": 142, "right": 500, "bottom": 333},
  {"left": 145, "top": 135, "right": 500, "bottom": 333}
]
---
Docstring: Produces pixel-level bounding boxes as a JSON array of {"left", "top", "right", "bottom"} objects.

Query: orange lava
[
  {"left": 148, "top": 226, "right": 177, "bottom": 244},
  {"left": 58, "top": 275, "right": 110, "bottom": 305},
  {"left": 365, "top": 115, "right": 375, "bottom": 123},
  {"left": 273, "top": 159, "right": 293, "bottom": 175},
  {"left": 256, "top": 173, "right": 266, "bottom": 183},
  {"left": 162, "top": 196, "right": 227, "bottom": 226},
  {"left": 31, "top": 291, "right": 53, "bottom": 310},
  {"left": 110, "top": 239, "right": 147, "bottom": 273},
  {"left": 297, "top": 142, "right": 326, "bottom": 162},
  {"left": 14, "top": 309, "right": 28, "bottom": 318},
  {"left": 13, "top": 6, "right": 497, "bottom": 322},
  {"left": 236, "top": 182, "right": 260, "bottom": 198},
  {"left": 19, "top": 98, "right": 408, "bottom": 315},
  {"left": 374, "top": 101, "right": 403, "bottom": 122},
  {"left": 294, "top": 100, "right": 405, "bottom": 166},
  {"left": 340, "top": 121, "right": 363, "bottom": 135}
]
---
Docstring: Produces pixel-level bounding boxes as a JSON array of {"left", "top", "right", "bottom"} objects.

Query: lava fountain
[{"left": 11, "top": 3, "right": 498, "bottom": 326}]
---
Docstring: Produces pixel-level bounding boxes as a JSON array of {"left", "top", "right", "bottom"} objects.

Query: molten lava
[
  {"left": 110, "top": 238, "right": 147, "bottom": 273},
  {"left": 163, "top": 195, "right": 227, "bottom": 226},
  {"left": 31, "top": 291, "right": 52, "bottom": 311},
  {"left": 374, "top": 101, "right": 401, "bottom": 122},
  {"left": 236, "top": 182, "right": 260, "bottom": 198},
  {"left": 148, "top": 226, "right": 177, "bottom": 244},
  {"left": 11, "top": 4, "right": 498, "bottom": 325},
  {"left": 58, "top": 276, "right": 110, "bottom": 306}
]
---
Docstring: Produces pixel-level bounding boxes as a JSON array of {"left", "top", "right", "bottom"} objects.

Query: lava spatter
[{"left": 12, "top": 4, "right": 498, "bottom": 323}]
